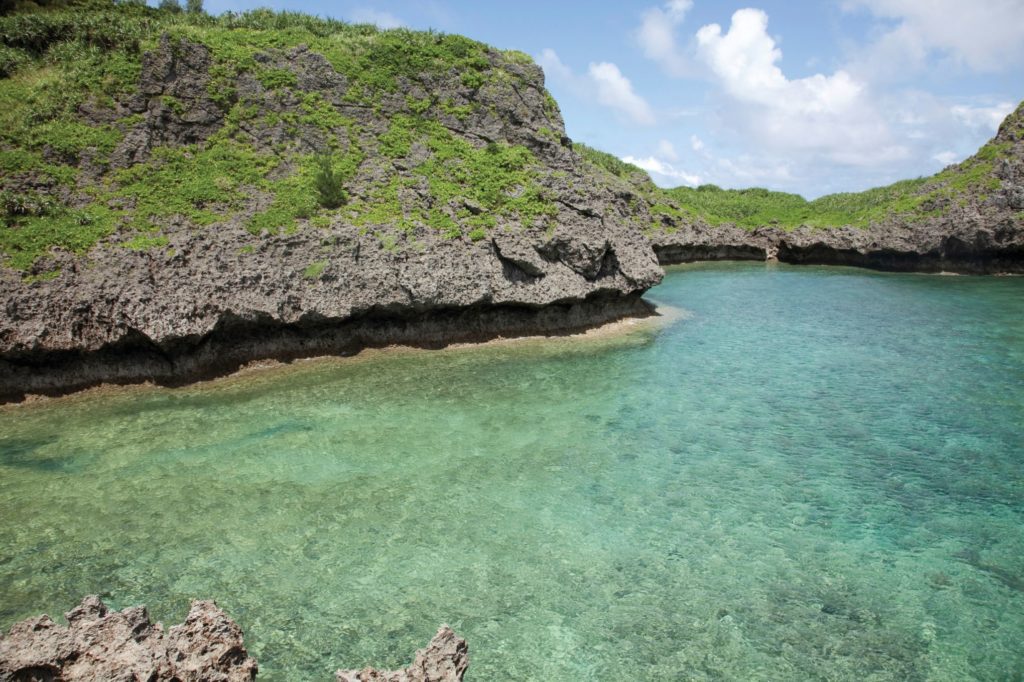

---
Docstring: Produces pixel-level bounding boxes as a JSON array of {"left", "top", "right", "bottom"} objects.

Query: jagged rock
[
  {"left": 0, "top": 596, "right": 258, "bottom": 681},
  {"left": 1006, "top": 185, "right": 1024, "bottom": 210},
  {"left": 110, "top": 34, "right": 225, "bottom": 167},
  {"left": 0, "top": 598, "right": 469, "bottom": 682},
  {"left": 335, "top": 627, "right": 468, "bottom": 682},
  {"left": 0, "top": 36, "right": 663, "bottom": 401}
]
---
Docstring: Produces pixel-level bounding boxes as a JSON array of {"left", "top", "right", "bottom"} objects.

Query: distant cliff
[{"left": 630, "top": 103, "right": 1024, "bottom": 272}]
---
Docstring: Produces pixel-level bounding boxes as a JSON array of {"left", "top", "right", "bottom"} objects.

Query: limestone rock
[
  {"left": 0, "top": 36, "right": 663, "bottom": 401},
  {"left": 0, "top": 596, "right": 258, "bottom": 682},
  {"left": 335, "top": 627, "right": 468, "bottom": 682},
  {"left": 648, "top": 103, "right": 1024, "bottom": 274}
]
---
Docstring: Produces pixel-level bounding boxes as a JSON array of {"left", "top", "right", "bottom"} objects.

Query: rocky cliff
[
  {"left": 642, "top": 103, "right": 1024, "bottom": 273},
  {"left": 1, "top": 5, "right": 1022, "bottom": 402},
  {"left": 0, "top": 10, "right": 662, "bottom": 401}
]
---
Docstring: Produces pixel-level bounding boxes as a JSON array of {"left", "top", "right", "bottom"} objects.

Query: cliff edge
[
  {"left": 640, "top": 102, "right": 1024, "bottom": 272},
  {"left": 0, "top": 8, "right": 663, "bottom": 400}
]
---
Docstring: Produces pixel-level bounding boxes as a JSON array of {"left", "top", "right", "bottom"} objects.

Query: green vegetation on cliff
[
  {"left": 577, "top": 101, "right": 1023, "bottom": 233},
  {"left": 1, "top": 1, "right": 1019, "bottom": 272},
  {"left": 659, "top": 138, "right": 1010, "bottom": 230},
  {"left": 0, "top": 1, "right": 559, "bottom": 271}
]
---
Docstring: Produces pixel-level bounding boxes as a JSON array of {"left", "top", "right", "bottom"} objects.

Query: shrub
[
  {"left": 0, "top": 44, "right": 28, "bottom": 76},
  {"left": 573, "top": 142, "right": 648, "bottom": 181},
  {"left": 313, "top": 152, "right": 347, "bottom": 209}
]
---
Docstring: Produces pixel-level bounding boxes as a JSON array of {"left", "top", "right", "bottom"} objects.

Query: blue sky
[{"left": 200, "top": 0, "right": 1024, "bottom": 198}]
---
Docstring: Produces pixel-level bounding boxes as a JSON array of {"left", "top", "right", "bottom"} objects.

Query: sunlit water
[{"left": 1, "top": 262, "right": 1023, "bottom": 680}]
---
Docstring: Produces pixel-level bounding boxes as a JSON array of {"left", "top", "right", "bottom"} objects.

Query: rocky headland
[
  {"left": 0, "top": 18, "right": 663, "bottom": 401},
  {"left": 647, "top": 103, "right": 1024, "bottom": 270},
  {"left": 0, "top": 4, "right": 1022, "bottom": 403},
  {"left": 603, "top": 104, "right": 1024, "bottom": 273}
]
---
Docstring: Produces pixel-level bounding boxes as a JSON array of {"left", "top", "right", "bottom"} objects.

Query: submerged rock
[
  {"left": 335, "top": 626, "right": 469, "bottom": 682},
  {"left": 0, "top": 596, "right": 258, "bottom": 681}
]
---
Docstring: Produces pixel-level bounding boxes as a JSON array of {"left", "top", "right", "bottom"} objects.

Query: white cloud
[
  {"left": 636, "top": 0, "right": 694, "bottom": 76},
  {"left": 537, "top": 48, "right": 574, "bottom": 83},
  {"left": 562, "top": 4, "right": 1017, "bottom": 196},
  {"left": 588, "top": 62, "right": 656, "bottom": 125},
  {"left": 715, "top": 155, "right": 793, "bottom": 185},
  {"left": 696, "top": 10, "right": 861, "bottom": 111},
  {"left": 694, "top": 9, "right": 906, "bottom": 166},
  {"left": 843, "top": 0, "right": 1024, "bottom": 73},
  {"left": 349, "top": 8, "right": 405, "bottom": 29},
  {"left": 951, "top": 102, "right": 1015, "bottom": 131},
  {"left": 622, "top": 155, "right": 701, "bottom": 186},
  {"left": 539, "top": 49, "right": 656, "bottom": 125},
  {"left": 657, "top": 139, "right": 679, "bottom": 160}
]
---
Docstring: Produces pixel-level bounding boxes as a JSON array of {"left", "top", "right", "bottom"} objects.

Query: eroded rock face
[
  {"left": 0, "top": 596, "right": 258, "bottom": 681},
  {"left": 335, "top": 627, "right": 468, "bottom": 682},
  {"left": 0, "top": 598, "right": 467, "bottom": 682},
  {"left": 649, "top": 103, "right": 1024, "bottom": 273},
  {"left": 0, "top": 37, "right": 663, "bottom": 401},
  {"left": 650, "top": 216, "right": 1024, "bottom": 274}
]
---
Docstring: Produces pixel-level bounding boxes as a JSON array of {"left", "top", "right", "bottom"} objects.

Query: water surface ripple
[{"left": 1, "top": 263, "right": 1022, "bottom": 680}]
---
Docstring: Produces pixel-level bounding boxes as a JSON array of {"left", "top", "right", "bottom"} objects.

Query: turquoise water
[{"left": 1, "top": 262, "right": 1023, "bottom": 680}]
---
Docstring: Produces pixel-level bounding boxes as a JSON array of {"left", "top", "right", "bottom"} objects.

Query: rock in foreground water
[
  {"left": 335, "top": 627, "right": 468, "bottom": 682},
  {"left": 0, "top": 596, "right": 258, "bottom": 681},
  {"left": 0, "top": 597, "right": 467, "bottom": 682}
]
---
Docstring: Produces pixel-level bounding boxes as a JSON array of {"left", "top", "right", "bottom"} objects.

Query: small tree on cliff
[{"left": 314, "top": 153, "right": 347, "bottom": 209}]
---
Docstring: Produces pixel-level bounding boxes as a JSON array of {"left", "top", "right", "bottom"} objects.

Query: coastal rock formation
[
  {"left": 648, "top": 103, "right": 1024, "bottom": 273},
  {"left": 2, "top": 6, "right": 1022, "bottom": 401},
  {"left": 0, "top": 31, "right": 662, "bottom": 401},
  {"left": 650, "top": 217, "right": 1024, "bottom": 273},
  {"left": 0, "top": 597, "right": 466, "bottom": 682},
  {"left": 335, "top": 627, "right": 468, "bottom": 682},
  {"left": 0, "top": 596, "right": 258, "bottom": 681}
]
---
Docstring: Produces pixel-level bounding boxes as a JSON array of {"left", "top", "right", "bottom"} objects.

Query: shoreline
[
  {"left": 4, "top": 255, "right": 1019, "bottom": 407},
  {"left": 1, "top": 299, "right": 685, "bottom": 410},
  {"left": 6, "top": 253, "right": 1020, "bottom": 408},
  {"left": 660, "top": 259, "right": 1024, "bottom": 276}
]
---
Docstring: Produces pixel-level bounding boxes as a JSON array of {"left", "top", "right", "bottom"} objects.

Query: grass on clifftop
[
  {"left": 664, "top": 137, "right": 1011, "bottom": 230},
  {"left": 0, "top": 1, "right": 555, "bottom": 270},
  {"left": 1, "top": 1, "right": 1017, "bottom": 271},
  {"left": 662, "top": 179, "right": 933, "bottom": 230},
  {"left": 576, "top": 124, "right": 1018, "bottom": 232}
]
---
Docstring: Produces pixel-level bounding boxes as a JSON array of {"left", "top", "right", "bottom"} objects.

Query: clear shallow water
[{"left": 1, "top": 262, "right": 1023, "bottom": 681}]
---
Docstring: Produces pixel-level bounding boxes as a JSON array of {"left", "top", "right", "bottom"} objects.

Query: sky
[{"left": 199, "top": 0, "right": 1024, "bottom": 198}]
